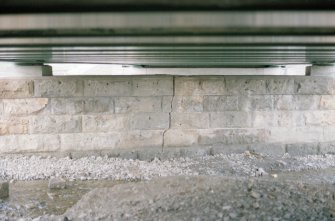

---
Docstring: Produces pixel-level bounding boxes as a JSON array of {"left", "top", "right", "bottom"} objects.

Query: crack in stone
[{"left": 162, "top": 76, "right": 175, "bottom": 151}]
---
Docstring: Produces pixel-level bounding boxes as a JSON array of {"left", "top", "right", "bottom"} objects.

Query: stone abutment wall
[{"left": 1, "top": 76, "right": 335, "bottom": 158}]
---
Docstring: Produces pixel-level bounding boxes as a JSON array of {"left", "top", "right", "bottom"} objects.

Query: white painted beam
[
  {"left": 0, "top": 62, "right": 52, "bottom": 77},
  {"left": 50, "top": 63, "right": 307, "bottom": 76}
]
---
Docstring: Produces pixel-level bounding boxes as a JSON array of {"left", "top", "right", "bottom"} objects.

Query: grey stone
[
  {"left": 273, "top": 95, "right": 293, "bottom": 110},
  {"left": 132, "top": 77, "right": 173, "bottom": 96},
  {"left": 319, "top": 95, "right": 335, "bottom": 110},
  {"left": 171, "top": 113, "right": 209, "bottom": 129},
  {"left": 210, "top": 144, "right": 249, "bottom": 154},
  {"left": 203, "top": 96, "right": 238, "bottom": 111},
  {"left": 60, "top": 133, "right": 120, "bottom": 151},
  {"left": 175, "top": 77, "right": 226, "bottom": 95},
  {"left": 115, "top": 97, "right": 161, "bottom": 113},
  {"left": 119, "top": 130, "right": 164, "bottom": 149},
  {"left": 252, "top": 111, "right": 275, "bottom": 128},
  {"left": 198, "top": 129, "right": 270, "bottom": 145},
  {"left": 323, "top": 126, "right": 335, "bottom": 142},
  {"left": 83, "top": 115, "right": 126, "bottom": 132},
  {"left": 30, "top": 115, "right": 82, "bottom": 134},
  {"left": 83, "top": 97, "right": 114, "bottom": 114},
  {"left": 84, "top": 78, "right": 132, "bottom": 96},
  {"left": 273, "top": 95, "right": 320, "bottom": 110},
  {"left": 304, "top": 111, "right": 335, "bottom": 126},
  {"left": 0, "top": 117, "right": 29, "bottom": 135},
  {"left": 249, "top": 143, "right": 285, "bottom": 157},
  {"left": 51, "top": 98, "right": 84, "bottom": 115},
  {"left": 35, "top": 79, "right": 84, "bottom": 97},
  {"left": 0, "top": 134, "right": 61, "bottom": 153},
  {"left": 225, "top": 78, "right": 266, "bottom": 95},
  {"left": 266, "top": 78, "right": 294, "bottom": 94},
  {"left": 286, "top": 143, "right": 319, "bottom": 156},
  {"left": 293, "top": 95, "right": 320, "bottom": 110},
  {"left": 162, "top": 96, "right": 173, "bottom": 112},
  {"left": 0, "top": 181, "right": 9, "bottom": 199},
  {"left": 319, "top": 142, "right": 335, "bottom": 154},
  {"left": 172, "top": 96, "right": 203, "bottom": 112},
  {"left": 252, "top": 111, "right": 305, "bottom": 128},
  {"left": 294, "top": 77, "right": 333, "bottom": 95},
  {"left": 163, "top": 129, "right": 199, "bottom": 147},
  {"left": 0, "top": 80, "right": 34, "bottom": 98},
  {"left": 130, "top": 113, "right": 169, "bottom": 130},
  {"left": 239, "top": 95, "right": 273, "bottom": 111},
  {"left": 48, "top": 177, "right": 66, "bottom": 189},
  {"left": 269, "top": 127, "right": 323, "bottom": 143},
  {"left": 3, "top": 98, "right": 49, "bottom": 116},
  {"left": 210, "top": 112, "right": 251, "bottom": 128}
]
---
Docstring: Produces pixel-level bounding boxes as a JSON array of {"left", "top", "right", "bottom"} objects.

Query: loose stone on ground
[{"left": 0, "top": 181, "right": 9, "bottom": 199}]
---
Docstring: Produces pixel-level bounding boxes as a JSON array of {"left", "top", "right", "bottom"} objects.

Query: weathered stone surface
[
  {"left": 0, "top": 181, "right": 9, "bottom": 199},
  {"left": 0, "top": 117, "right": 29, "bottom": 135},
  {"left": 84, "top": 78, "right": 131, "bottom": 96},
  {"left": 323, "top": 127, "right": 335, "bottom": 142},
  {"left": 198, "top": 129, "right": 270, "bottom": 145},
  {"left": 319, "top": 95, "right": 335, "bottom": 110},
  {"left": 210, "top": 144, "right": 249, "bottom": 154},
  {"left": 132, "top": 77, "right": 173, "bottom": 96},
  {"left": 0, "top": 134, "right": 60, "bottom": 153},
  {"left": 269, "top": 127, "right": 323, "bottom": 143},
  {"left": 51, "top": 98, "right": 84, "bottom": 115},
  {"left": 35, "top": 79, "right": 83, "bottom": 97},
  {"left": 115, "top": 97, "right": 161, "bottom": 113},
  {"left": 119, "top": 130, "right": 164, "bottom": 149},
  {"left": 30, "top": 115, "right": 82, "bottom": 134},
  {"left": 266, "top": 78, "right": 294, "bottom": 94},
  {"left": 83, "top": 115, "right": 126, "bottom": 132},
  {"left": 203, "top": 96, "right": 238, "bottom": 111},
  {"left": 48, "top": 177, "right": 66, "bottom": 189},
  {"left": 171, "top": 113, "right": 209, "bottom": 129},
  {"left": 252, "top": 111, "right": 305, "bottom": 128},
  {"left": 239, "top": 95, "right": 273, "bottom": 111},
  {"left": 304, "top": 111, "right": 335, "bottom": 126},
  {"left": 286, "top": 143, "right": 318, "bottom": 156},
  {"left": 210, "top": 112, "right": 251, "bottom": 128},
  {"left": 3, "top": 98, "right": 48, "bottom": 116},
  {"left": 293, "top": 95, "right": 321, "bottom": 110},
  {"left": 3, "top": 76, "right": 335, "bottom": 157},
  {"left": 319, "top": 142, "right": 335, "bottom": 154},
  {"left": 162, "top": 96, "right": 173, "bottom": 112},
  {"left": 225, "top": 78, "right": 266, "bottom": 95},
  {"left": 172, "top": 96, "right": 203, "bottom": 112},
  {"left": 294, "top": 77, "right": 333, "bottom": 95},
  {"left": 163, "top": 129, "right": 199, "bottom": 147},
  {"left": 249, "top": 143, "right": 285, "bottom": 156},
  {"left": 273, "top": 95, "right": 320, "bottom": 110},
  {"left": 175, "top": 77, "right": 226, "bottom": 95},
  {"left": 0, "top": 100, "right": 3, "bottom": 115},
  {"left": 273, "top": 95, "right": 292, "bottom": 110},
  {"left": 130, "top": 113, "right": 169, "bottom": 130},
  {"left": 0, "top": 80, "right": 33, "bottom": 98},
  {"left": 60, "top": 133, "right": 120, "bottom": 151},
  {"left": 83, "top": 97, "right": 114, "bottom": 114},
  {"left": 252, "top": 111, "right": 275, "bottom": 128}
]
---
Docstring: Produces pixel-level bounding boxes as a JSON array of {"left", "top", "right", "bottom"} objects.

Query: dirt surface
[
  {"left": 1, "top": 153, "right": 335, "bottom": 220},
  {"left": 42, "top": 176, "right": 335, "bottom": 221}
]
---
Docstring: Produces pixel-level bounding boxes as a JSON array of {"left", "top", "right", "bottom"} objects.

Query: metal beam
[{"left": 1, "top": 0, "right": 335, "bottom": 13}]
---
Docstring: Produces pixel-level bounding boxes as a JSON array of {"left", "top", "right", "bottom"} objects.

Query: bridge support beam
[{"left": 0, "top": 62, "right": 52, "bottom": 77}]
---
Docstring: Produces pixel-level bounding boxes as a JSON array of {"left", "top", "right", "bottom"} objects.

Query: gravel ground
[
  {"left": 1, "top": 152, "right": 335, "bottom": 220},
  {"left": 1, "top": 152, "right": 335, "bottom": 181}
]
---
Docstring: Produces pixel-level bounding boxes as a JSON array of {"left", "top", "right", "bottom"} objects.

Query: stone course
[{"left": 0, "top": 76, "right": 334, "bottom": 157}]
